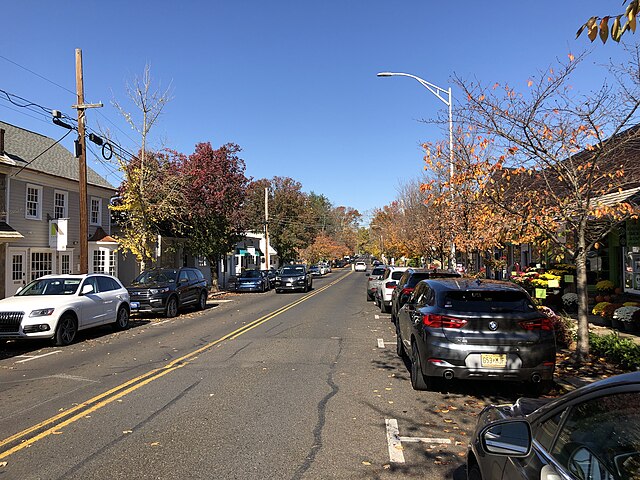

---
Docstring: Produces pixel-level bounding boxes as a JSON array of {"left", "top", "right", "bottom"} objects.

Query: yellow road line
[{"left": 0, "top": 270, "right": 352, "bottom": 459}]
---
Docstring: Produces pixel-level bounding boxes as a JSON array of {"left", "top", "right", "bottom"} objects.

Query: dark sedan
[
  {"left": 229, "top": 269, "right": 270, "bottom": 293},
  {"left": 274, "top": 265, "right": 312, "bottom": 293},
  {"left": 468, "top": 371, "right": 640, "bottom": 480},
  {"left": 390, "top": 268, "right": 461, "bottom": 322},
  {"left": 396, "top": 278, "right": 556, "bottom": 392}
]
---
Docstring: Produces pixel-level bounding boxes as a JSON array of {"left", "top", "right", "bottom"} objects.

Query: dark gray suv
[
  {"left": 127, "top": 267, "right": 209, "bottom": 317},
  {"left": 396, "top": 278, "right": 556, "bottom": 393}
]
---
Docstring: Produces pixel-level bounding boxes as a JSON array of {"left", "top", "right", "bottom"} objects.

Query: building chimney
[{"left": 0, "top": 129, "right": 4, "bottom": 156}]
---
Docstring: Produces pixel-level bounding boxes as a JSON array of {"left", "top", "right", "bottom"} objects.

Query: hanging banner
[{"left": 49, "top": 219, "right": 68, "bottom": 251}]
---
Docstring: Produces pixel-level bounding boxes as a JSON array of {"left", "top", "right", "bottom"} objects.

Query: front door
[{"left": 6, "top": 249, "right": 27, "bottom": 297}]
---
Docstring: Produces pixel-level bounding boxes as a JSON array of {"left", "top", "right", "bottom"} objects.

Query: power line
[
  {"left": 0, "top": 54, "right": 76, "bottom": 96},
  {"left": 12, "top": 129, "right": 74, "bottom": 177}
]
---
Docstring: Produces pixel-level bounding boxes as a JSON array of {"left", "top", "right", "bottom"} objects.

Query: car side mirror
[
  {"left": 81, "top": 284, "right": 95, "bottom": 295},
  {"left": 481, "top": 420, "right": 531, "bottom": 457}
]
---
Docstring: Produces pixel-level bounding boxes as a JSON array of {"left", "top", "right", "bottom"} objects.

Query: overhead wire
[{"left": 12, "top": 129, "right": 74, "bottom": 177}]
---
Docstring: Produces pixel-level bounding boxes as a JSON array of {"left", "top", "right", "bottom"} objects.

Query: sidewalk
[{"left": 554, "top": 313, "right": 640, "bottom": 392}]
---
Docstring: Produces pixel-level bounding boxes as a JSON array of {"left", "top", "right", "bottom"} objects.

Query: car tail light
[
  {"left": 519, "top": 318, "right": 554, "bottom": 331},
  {"left": 385, "top": 282, "right": 397, "bottom": 289},
  {"left": 422, "top": 314, "right": 467, "bottom": 328},
  {"left": 401, "top": 287, "right": 414, "bottom": 295}
]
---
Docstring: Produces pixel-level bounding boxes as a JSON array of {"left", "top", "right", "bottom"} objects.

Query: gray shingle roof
[{"left": 0, "top": 120, "right": 115, "bottom": 189}]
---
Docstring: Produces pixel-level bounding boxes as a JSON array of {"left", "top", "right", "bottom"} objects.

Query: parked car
[
  {"left": 309, "top": 265, "right": 322, "bottom": 276},
  {"left": 229, "top": 269, "right": 270, "bottom": 293},
  {"left": 318, "top": 262, "right": 331, "bottom": 274},
  {"left": 390, "top": 268, "right": 461, "bottom": 322},
  {"left": 366, "top": 265, "right": 387, "bottom": 301},
  {"left": 0, "top": 273, "right": 130, "bottom": 346},
  {"left": 396, "top": 278, "right": 556, "bottom": 392},
  {"left": 274, "top": 265, "right": 313, "bottom": 293},
  {"left": 374, "top": 266, "right": 409, "bottom": 313},
  {"left": 354, "top": 261, "right": 367, "bottom": 272},
  {"left": 467, "top": 371, "right": 640, "bottom": 480},
  {"left": 127, "top": 267, "right": 208, "bottom": 318}
]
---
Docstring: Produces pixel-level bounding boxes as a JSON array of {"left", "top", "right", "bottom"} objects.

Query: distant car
[
  {"left": 467, "top": 371, "right": 640, "bottom": 480},
  {"left": 354, "top": 261, "right": 367, "bottom": 272},
  {"left": 274, "top": 265, "right": 313, "bottom": 293},
  {"left": 366, "top": 265, "right": 386, "bottom": 301},
  {"left": 0, "top": 274, "right": 130, "bottom": 346},
  {"left": 127, "top": 267, "right": 208, "bottom": 318},
  {"left": 396, "top": 278, "right": 556, "bottom": 392},
  {"left": 229, "top": 269, "right": 270, "bottom": 293},
  {"left": 390, "top": 268, "right": 461, "bottom": 322},
  {"left": 309, "top": 265, "right": 322, "bottom": 276},
  {"left": 374, "top": 266, "right": 409, "bottom": 313},
  {"left": 319, "top": 262, "right": 331, "bottom": 274}
]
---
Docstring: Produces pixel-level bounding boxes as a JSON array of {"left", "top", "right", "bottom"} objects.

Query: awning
[{"left": 0, "top": 221, "right": 23, "bottom": 242}]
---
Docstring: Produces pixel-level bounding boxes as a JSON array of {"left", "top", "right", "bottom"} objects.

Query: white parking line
[
  {"left": 385, "top": 418, "right": 452, "bottom": 463},
  {"left": 385, "top": 418, "right": 406, "bottom": 463},
  {"left": 15, "top": 351, "right": 62, "bottom": 364},
  {"left": 377, "top": 338, "right": 395, "bottom": 348}
]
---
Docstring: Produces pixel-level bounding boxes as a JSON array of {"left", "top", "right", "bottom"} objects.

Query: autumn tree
[
  {"left": 300, "top": 233, "right": 349, "bottom": 264},
  {"left": 449, "top": 49, "right": 640, "bottom": 361},
  {"left": 245, "top": 177, "right": 311, "bottom": 263},
  {"left": 179, "top": 142, "right": 249, "bottom": 289},
  {"left": 110, "top": 65, "right": 173, "bottom": 270},
  {"left": 579, "top": 1, "right": 640, "bottom": 43}
]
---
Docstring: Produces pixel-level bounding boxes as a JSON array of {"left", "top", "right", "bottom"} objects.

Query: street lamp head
[{"left": 376, "top": 72, "right": 394, "bottom": 77}]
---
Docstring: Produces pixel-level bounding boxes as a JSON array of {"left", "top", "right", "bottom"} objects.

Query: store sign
[
  {"left": 48, "top": 219, "right": 68, "bottom": 251},
  {"left": 627, "top": 219, "right": 640, "bottom": 247}
]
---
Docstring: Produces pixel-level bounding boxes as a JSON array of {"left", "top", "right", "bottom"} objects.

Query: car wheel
[
  {"left": 165, "top": 296, "right": 178, "bottom": 318},
  {"left": 468, "top": 463, "right": 482, "bottom": 480},
  {"left": 527, "top": 380, "right": 551, "bottom": 397},
  {"left": 366, "top": 292, "right": 373, "bottom": 301},
  {"left": 410, "top": 342, "right": 429, "bottom": 391},
  {"left": 197, "top": 291, "right": 207, "bottom": 310},
  {"left": 53, "top": 314, "right": 77, "bottom": 346},
  {"left": 381, "top": 302, "right": 390, "bottom": 314},
  {"left": 396, "top": 322, "right": 405, "bottom": 358},
  {"left": 113, "top": 306, "right": 130, "bottom": 331},
  {"left": 276, "top": 289, "right": 282, "bottom": 294}
]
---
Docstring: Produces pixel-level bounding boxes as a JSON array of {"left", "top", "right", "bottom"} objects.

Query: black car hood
[{"left": 128, "top": 281, "right": 173, "bottom": 289}]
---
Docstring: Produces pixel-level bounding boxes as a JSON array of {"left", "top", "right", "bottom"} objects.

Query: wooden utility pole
[
  {"left": 72, "top": 49, "right": 102, "bottom": 274},
  {"left": 264, "top": 187, "right": 270, "bottom": 270}
]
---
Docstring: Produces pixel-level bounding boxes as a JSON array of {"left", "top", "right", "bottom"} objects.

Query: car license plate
[
  {"left": 286, "top": 282, "right": 293, "bottom": 286},
  {"left": 130, "top": 301, "right": 140, "bottom": 309},
  {"left": 481, "top": 353, "right": 507, "bottom": 368}
]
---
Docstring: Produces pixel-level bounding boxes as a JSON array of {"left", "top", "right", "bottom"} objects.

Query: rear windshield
[
  {"left": 391, "top": 271, "right": 404, "bottom": 280},
  {"left": 371, "top": 267, "right": 386, "bottom": 276},
  {"left": 242, "top": 270, "right": 262, "bottom": 278},
  {"left": 442, "top": 291, "right": 536, "bottom": 313}
]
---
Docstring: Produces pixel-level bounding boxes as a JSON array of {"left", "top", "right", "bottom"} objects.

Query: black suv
[
  {"left": 127, "top": 267, "right": 209, "bottom": 317},
  {"left": 390, "top": 268, "right": 461, "bottom": 322},
  {"left": 396, "top": 278, "right": 556, "bottom": 393}
]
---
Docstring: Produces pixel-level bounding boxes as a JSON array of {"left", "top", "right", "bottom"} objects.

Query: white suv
[{"left": 374, "top": 266, "right": 409, "bottom": 313}]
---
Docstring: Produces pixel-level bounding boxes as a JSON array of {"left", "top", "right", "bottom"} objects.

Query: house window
[
  {"left": 12, "top": 254, "right": 23, "bottom": 281},
  {"left": 54, "top": 190, "right": 68, "bottom": 219},
  {"left": 26, "top": 184, "right": 43, "bottom": 220},
  {"left": 91, "top": 248, "right": 117, "bottom": 275},
  {"left": 59, "top": 252, "right": 71, "bottom": 274},
  {"left": 90, "top": 197, "right": 102, "bottom": 226},
  {"left": 31, "top": 251, "right": 53, "bottom": 280}
]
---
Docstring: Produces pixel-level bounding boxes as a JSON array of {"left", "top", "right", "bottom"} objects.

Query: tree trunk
[
  {"left": 208, "top": 255, "right": 219, "bottom": 292},
  {"left": 574, "top": 233, "right": 590, "bottom": 363}
]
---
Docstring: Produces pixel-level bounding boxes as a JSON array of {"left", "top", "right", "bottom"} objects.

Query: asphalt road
[{"left": 0, "top": 269, "right": 528, "bottom": 480}]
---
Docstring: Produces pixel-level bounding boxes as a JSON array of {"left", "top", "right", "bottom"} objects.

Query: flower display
[
  {"left": 613, "top": 306, "right": 640, "bottom": 322},
  {"left": 595, "top": 280, "right": 616, "bottom": 293},
  {"left": 592, "top": 302, "right": 611, "bottom": 316}
]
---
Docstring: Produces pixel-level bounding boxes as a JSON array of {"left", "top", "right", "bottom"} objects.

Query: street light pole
[{"left": 377, "top": 71, "right": 456, "bottom": 271}]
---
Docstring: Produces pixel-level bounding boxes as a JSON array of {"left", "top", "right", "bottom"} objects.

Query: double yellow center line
[{"left": 0, "top": 271, "right": 352, "bottom": 459}]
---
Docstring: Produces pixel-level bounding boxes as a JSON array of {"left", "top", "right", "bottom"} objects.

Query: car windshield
[
  {"left": 371, "top": 267, "right": 385, "bottom": 276},
  {"left": 17, "top": 278, "right": 81, "bottom": 296},
  {"left": 442, "top": 291, "right": 536, "bottom": 313},
  {"left": 281, "top": 266, "right": 305, "bottom": 275},
  {"left": 241, "top": 270, "right": 262, "bottom": 278},
  {"left": 132, "top": 270, "right": 177, "bottom": 284}
]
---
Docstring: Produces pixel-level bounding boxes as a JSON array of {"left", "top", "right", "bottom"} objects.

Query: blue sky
[{"left": 0, "top": 1, "right": 632, "bottom": 223}]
